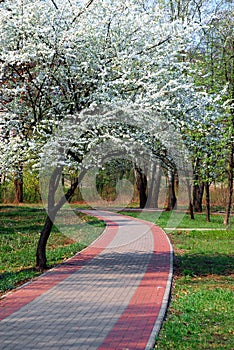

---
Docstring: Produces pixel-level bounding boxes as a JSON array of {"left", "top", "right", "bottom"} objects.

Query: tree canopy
[{"left": 0, "top": 0, "right": 233, "bottom": 268}]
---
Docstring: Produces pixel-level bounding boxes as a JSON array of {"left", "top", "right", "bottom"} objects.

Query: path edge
[
  {"left": 106, "top": 211, "right": 174, "bottom": 350},
  {"left": 145, "top": 229, "right": 174, "bottom": 350}
]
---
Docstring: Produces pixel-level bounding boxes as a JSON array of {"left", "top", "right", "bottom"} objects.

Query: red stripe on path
[
  {"left": 0, "top": 219, "right": 118, "bottom": 321},
  {"left": 98, "top": 224, "right": 171, "bottom": 350}
]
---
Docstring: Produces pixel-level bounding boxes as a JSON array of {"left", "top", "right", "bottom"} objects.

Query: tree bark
[
  {"left": 134, "top": 165, "right": 147, "bottom": 209},
  {"left": 36, "top": 214, "right": 54, "bottom": 270},
  {"left": 193, "top": 182, "right": 204, "bottom": 212},
  {"left": 36, "top": 167, "right": 84, "bottom": 270},
  {"left": 147, "top": 163, "right": 162, "bottom": 208},
  {"left": 205, "top": 181, "right": 211, "bottom": 222},
  {"left": 14, "top": 165, "right": 23, "bottom": 203},
  {"left": 224, "top": 144, "right": 233, "bottom": 227},
  {"left": 189, "top": 200, "right": 195, "bottom": 220},
  {"left": 14, "top": 178, "right": 23, "bottom": 203},
  {"left": 186, "top": 178, "right": 195, "bottom": 220},
  {"left": 165, "top": 169, "right": 177, "bottom": 210}
]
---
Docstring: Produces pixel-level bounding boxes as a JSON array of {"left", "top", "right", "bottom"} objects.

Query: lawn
[
  {"left": 121, "top": 210, "right": 228, "bottom": 229},
  {"left": 121, "top": 210, "right": 234, "bottom": 349},
  {"left": 0, "top": 205, "right": 105, "bottom": 295}
]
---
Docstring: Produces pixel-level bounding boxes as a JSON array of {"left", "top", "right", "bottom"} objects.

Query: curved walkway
[{"left": 0, "top": 210, "right": 173, "bottom": 350}]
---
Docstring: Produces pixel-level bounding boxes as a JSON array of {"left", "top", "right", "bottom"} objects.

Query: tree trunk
[
  {"left": 36, "top": 166, "right": 62, "bottom": 270},
  {"left": 1, "top": 174, "right": 9, "bottom": 203},
  {"left": 14, "top": 165, "right": 23, "bottom": 203},
  {"left": 193, "top": 182, "right": 204, "bottom": 212},
  {"left": 224, "top": 144, "right": 233, "bottom": 227},
  {"left": 14, "top": 178, "right": 23, "bottom": 203},
  {"left": 36, "top": 167, "right": 83, "bottom": 270},
  {"left": 165, "top": 169, "right": 177, "bottom": 210},
  {"left": 189, "top": 201, "right": 195, "bottom": 220},
  {"left": 147, "top": 163, "right": 156, "bottom": 208},
  {"left": 134, "top": 165, "right": 147, "bottom": 209},
  {"left": 186, "top": 178, "right": 195, "bottom": 220},
  {"left": 36, "top": 214, "right": 54, "bottom": 270},
  {"left": 205, "top": 181, "right": 211, "bottom": 222},
  {"left": 147, "top": 163, "right": 162, "bottom": 208}
]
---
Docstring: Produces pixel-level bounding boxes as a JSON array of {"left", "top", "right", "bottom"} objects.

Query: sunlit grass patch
[
  {"left": 0, "top": 205, "right": 105, "bottom": 294},
  {"left": 120, "top": 210, "right": 227, "bottom": 229},
  {"left": 155, "top": 280, "right": 233, "bottom": 349}
]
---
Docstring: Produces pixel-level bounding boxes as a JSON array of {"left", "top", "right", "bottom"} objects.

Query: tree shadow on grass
[
  {"left": 0, "top": 224, "right": 46, "bottom": 235},
  {"left": 0, "top": 268, "right": 41, "bottom": 295},
  {"left": 0, "top": 206, "right": 44, "bottom": 216},
  {"left": 174, "top": 253, "right": 234, "bottom": 277}
]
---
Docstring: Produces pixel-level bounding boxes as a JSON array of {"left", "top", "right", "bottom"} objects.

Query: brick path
[{"left": 0, "top": 210, "right": 173, "bottom": 350}]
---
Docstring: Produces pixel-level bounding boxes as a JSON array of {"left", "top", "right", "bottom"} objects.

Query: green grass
[
  {"left": 121, "top": 210, "right": 234, "bottom": 349},
  {"left": 156, "top": 280, "right": 233, "bottom": 349},
  {"left": 120, "top": 210, "right": 228, "bottom": 229},
  {"left": 0, "top": 205, "right": 105, "bottom": 294}
]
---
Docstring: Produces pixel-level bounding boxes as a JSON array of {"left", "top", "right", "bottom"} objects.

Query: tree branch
[
  {"left": 71, "top": 0, "right": 95, "bottom": 24},
  {"left": 137, "top": 35, "right": 172, "bottom": 55},
  {"left": 50, "top": 0, "right": 58, "bottom": 10}
]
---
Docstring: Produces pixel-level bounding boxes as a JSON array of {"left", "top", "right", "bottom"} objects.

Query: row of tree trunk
[
  {"left": 134, "top": 163, "right": 233, "bottom": 226},
  {"left": 5, "top": 156, "right": 232, "bottom": 271},
  {"left": 30, "top": 159, "right": 234, "bottom": 270},
  {"left": 11, "top": 162, "right": 232, "bottom": 223}
]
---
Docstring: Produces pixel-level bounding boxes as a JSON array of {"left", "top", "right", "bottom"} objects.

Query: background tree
[{"left": 190, "top": 1, "right": 234, "bottom": 224}]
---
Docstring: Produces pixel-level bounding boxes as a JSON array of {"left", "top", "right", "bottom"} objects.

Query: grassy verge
[
  {"left": 121, "top": 210, "right": 228, "bottom": 229},
  {"left": 121, "top": 211, "right": 234, "bottom": 349},
  {"left": 0, "top": 205, "right": 105, "bottom": 295}
]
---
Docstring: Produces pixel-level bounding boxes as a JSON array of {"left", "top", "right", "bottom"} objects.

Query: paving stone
[{"left": 0, "top": 210, "right": 172, "bottom": 350}]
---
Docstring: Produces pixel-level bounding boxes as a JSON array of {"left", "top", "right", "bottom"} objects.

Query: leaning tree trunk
[
  {"left": 36, "top": 166, "right": 83, "bottom": 270},
  {"left": 134, "top": 165, "right": 147, "bottom": 209},
  {"left": 224, "top": 144, "right": 233, "bottom": 227},
  {"left": 36, "top": 214, "right": 54, "bottom": 270}
]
